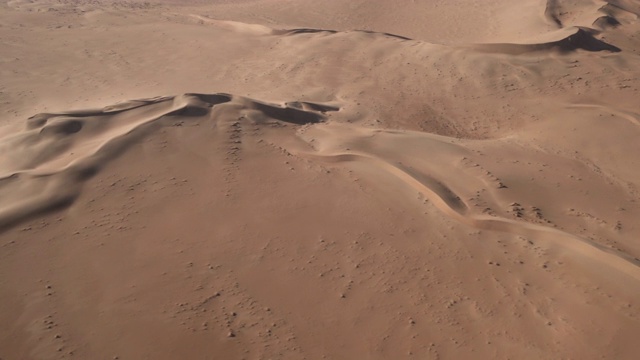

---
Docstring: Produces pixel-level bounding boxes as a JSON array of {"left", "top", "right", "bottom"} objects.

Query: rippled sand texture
[{"left": 1, "top": 0, "right": 640, "bottom": 359}]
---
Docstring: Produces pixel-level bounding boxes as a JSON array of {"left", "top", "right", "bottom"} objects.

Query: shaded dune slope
[
  {"left": 593, "top": 15, "right": 622, "bottom": 29},
  {"left": 191, "top": 15, "right": 413, "bottom": 41},
  {"left": 192, "top": 15, "right": 622, "bottom": 55},
  {"left": 545, "top": 0, "right": 565, "bottom": 27},
  {"left": 0, "top": 94, "right": 337, "bottom": 231},
  {"left": 606, "top": 0, "right": 640, "bottom": 16},
  {"left": 472, "top": 27, "right": 621, "bottom": 54}
]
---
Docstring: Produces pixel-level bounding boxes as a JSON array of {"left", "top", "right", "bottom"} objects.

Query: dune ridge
[
  {"left": 291, "top": 120, "right": 640, "bottom": 280},
  {"left": 190, "top": 14, "right": 622, "bottom": 56},
  {"left": 0, "top": 93, "right": 336, "bottom": 231},
  {"left": 472, "top": 26, "right": 621, "bottom": 54},
  {"left": 302, "top": 149, "right": 640, "bottom": 276}
]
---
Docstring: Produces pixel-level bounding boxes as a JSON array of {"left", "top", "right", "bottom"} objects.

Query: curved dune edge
[
  {"left": 189, "top": 15, "right": 412, "bottom": 40},
  {"left": 470, "top": 27, "right": 621, "bottom": 54},
  {"left": 0, "top": 93, "right": 338, "bottom": 231},
  {"left": 605, "top": 0, "right": 640, "bottom": 17},
  {"left": 593, "top": 15, "right": 621, "bottom": 29},
  {"left": 296, "top": 148, "right": 640, "bottom": 283},
  {"left": 189, "top": 15, "right": 621, "bottom": 55},
  {"left": 287, "top": 121, "right": 640, "bottom": 283}
]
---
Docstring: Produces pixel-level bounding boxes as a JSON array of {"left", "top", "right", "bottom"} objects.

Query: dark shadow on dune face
[
  {"left": 166, "top": 105, "right": 210, "bottom": 117},
  {"left": 359, "top": 30, "right": 412, "bottom": 41},
  {"left": 38, "top": 119, "right": 83, "bottom": 137},
  {"left": 253, "top": 101, "right": 328, "bottom": 125},
  {"left": 285, "top": 101, "right": 340, "bottom": 113},
  {"left": 286, "top": 28, "right": 338, "bottom": 36},
  {"left": 179, "top": 93, "right": 338, "bottom": 125},
  {"left": 284, "top": 28, "right": 412, "bottom": 41},
  {"left": 559, "top": 29, "right": 621, "bottom": 52},
  {"left": 0, "top": 193, "right": 77, "bottom": 234},
  {"left": 545, "top": 0, "right": 563, "bottom": 27},
  {"left": 73, "top": 165, "right": 99, "bottom": 181},
  {"left": 593, "top": 15, "right": 621, "bottom": 29},
  {"left": 102, "top": 98, "right": 171, "bottom": 113},
  {"left": 473, "top": 28, "right": 621, "bottom": 55},
  {"left": 186, "top": 93, "right": 233, "bottom": 105},
  {"left": 26, "top": 114, "right": 51, "bottom": 129},
  {"left": 51, "top": 120, "right": 83, "bottom": 135}
]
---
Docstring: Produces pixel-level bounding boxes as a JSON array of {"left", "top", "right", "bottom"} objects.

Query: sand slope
[{"left": 1, "top": 0, "right": 640, "bottom": 359}]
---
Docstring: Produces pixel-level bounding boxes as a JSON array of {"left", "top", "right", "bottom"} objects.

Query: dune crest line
[
  {"left": 188, "top": 14, "right": 621, "bottom": 54},
  {"left": 297, "top": 148, "right": 640, "bottom": 282},
  {"left": 0, "top": 93, "right": 337, "bottom": 232}
]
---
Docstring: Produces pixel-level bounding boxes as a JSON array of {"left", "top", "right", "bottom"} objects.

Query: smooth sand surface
[{"left": 1, "top": 0, "right": 640, "bottom": 359}]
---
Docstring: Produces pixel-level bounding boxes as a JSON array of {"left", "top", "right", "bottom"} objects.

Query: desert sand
[{"left": 1, "top": 0, "right": 640, "bottom": 359}]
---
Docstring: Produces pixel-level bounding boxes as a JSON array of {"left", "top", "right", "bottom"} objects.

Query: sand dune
[
  {"left": 1, "top": 0, "right": 640, "bottom": 359},
  {"left": 0, "top": 93, "right": 337, "bottom": 231},
  {"left": 471, "top": 26, "right": 621, "bottom": 54}
]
